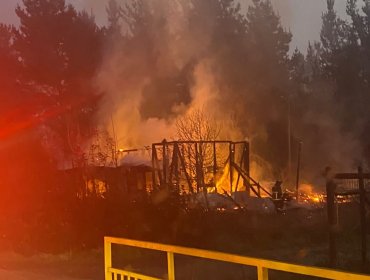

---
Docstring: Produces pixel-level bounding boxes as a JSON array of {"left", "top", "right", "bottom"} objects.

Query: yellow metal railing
[{"left": 104, "top": 236, "right": 370, "bottom": 280}]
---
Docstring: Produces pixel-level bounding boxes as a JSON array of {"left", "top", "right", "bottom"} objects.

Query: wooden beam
[
  {"left": 244, "top": 142, "right": 250, "bottom": 196},
  {"left": 152, "top": 147, "right": 162, "bottom": 186},
  {"left": 198, "top": 143, "right": 209, "bottom": 209},
  {"left": 358, "top": 166, "right": 367, "bottom": 265},
  {"left": 168, "top": 145, "right": 177, "bottom": 186},
  {"left": 152, "top": 140, "right": 232, "bottom": 145},
  {"left": 213, "top": 142, "right": 217, "bottom": 192},
  {"left": 231, "top": 162, "right": 271, "bottom": 197},
  {"left": 326, "top": 178, "right": 337, "bottom": 267},
  {"left": 198, "top": 143, "right": 205, "bottom": 189},
  {"left": 162, "top": 141, "right": 168, "bottom": 186},
  {"left": 229, "top": 143, "right": 234, "bottom": 193},
  {"left": 195, "top": 143, "right": 200, "bottom": 193},
  {"left": 296, "top": 141, "right": 302, "bottom": 201},
  {"left": 335, "top": 173, "right": 370, "bottom": 179},
  {"left": 178, "top": 147, "right": 193, "bottom": 193},
  {"left": 235, "top": 150, "right": 245, "bottom": 192},
  {"left": 173, "top": 143, "right": 180, "bottom": 191}
]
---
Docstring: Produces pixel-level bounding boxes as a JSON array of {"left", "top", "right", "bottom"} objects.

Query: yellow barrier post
[
  {"left": 167, "top": 251, "right": 175, "bottom": 280},
  {"left": 104, "top": 237, "right": 370, "bottom": 280},
  {"left": 104, "top": 237, "right": 112, "bottom": 280},
  {"left": 257, "top": 266, "right": 268, "bottom": 280}
]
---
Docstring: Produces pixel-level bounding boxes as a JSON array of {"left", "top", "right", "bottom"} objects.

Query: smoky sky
[{"left": 0, "top": 0, "right": 348, "bottom": 52}]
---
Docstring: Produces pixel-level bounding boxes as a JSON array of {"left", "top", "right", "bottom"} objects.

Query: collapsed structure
[
  {"left": 151, "top": 140, "right": 270, "bottom": 197},
  {"left": 57, "top": 139, "right": 285, "bottom": 213}
]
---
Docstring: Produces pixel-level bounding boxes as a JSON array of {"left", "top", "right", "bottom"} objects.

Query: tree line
[{"left": 0, "top": 0, "right": 369, "bottom": 251}]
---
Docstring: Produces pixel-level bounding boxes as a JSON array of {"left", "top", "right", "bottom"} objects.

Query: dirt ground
[
  {"left": 0, "top": 205, "right": 368, "bottom": 280},
  {"left": 0, "top": 251, "right": 104, "bottom": 280}
]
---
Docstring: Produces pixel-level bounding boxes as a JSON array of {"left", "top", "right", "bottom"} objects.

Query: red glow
[{"left": 0, "top": 90, "right": 100, "bottom": 142}]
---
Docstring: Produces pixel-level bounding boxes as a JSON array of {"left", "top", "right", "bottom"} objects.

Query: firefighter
[
  {"left": 272, "top": 180, "right": 284, "bottom": 211},
  {"left": 272, "top": 180, "right": 283, "bottom": 200}
]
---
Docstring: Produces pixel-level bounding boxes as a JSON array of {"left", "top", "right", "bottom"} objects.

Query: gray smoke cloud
[
  {"left": 94, "top": 0, "right": 360, "bottom": 187},
  {"left": 95, "top": 0, "right": 224, "bottom": 149},
  {"left": 93, "top": 1, "right": 279, "bottom": 186}
]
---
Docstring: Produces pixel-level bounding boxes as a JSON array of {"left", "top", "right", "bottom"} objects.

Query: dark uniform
[{"left": 272, "top": 181, "right": 283, "bottom": 200}]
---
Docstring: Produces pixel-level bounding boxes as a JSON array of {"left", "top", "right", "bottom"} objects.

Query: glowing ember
[{"left": 299, "top": 192, "right": 325, "bottom": 204}]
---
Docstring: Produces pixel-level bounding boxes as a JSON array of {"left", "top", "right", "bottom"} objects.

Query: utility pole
[
  {"left": 110, "top": 115, "right": 118, "bottom": 167},
  {"left": 281, "top": 94, "right": 293, "bottom": 187},
  {"left": 288, "top": 98, "right": 292, "bottom": 187},
  {"left": 295, "top": 141, "right": 302, "bottom": 201},
  {"left": 358, "top": 166, "right": 367, "bottom": 265}
]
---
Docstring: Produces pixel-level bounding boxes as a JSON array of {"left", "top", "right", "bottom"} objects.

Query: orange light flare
[{"left": 0, "top": 92, "right": 101, "bottom": 143}]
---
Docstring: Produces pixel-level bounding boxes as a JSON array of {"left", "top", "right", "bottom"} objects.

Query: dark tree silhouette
[{"left": 14, "top": 0, "right": 104, "bottom": 165}]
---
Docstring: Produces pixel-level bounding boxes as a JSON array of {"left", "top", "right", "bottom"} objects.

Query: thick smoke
[
  {"left": 95, "top": 0, "right": 238, "bottom": 149},
  {"left": 94, "top": 0, "right": 364, "bottom": 189},
  {"left": 294, "top": 86, "right": 363, "bottom": 186}
]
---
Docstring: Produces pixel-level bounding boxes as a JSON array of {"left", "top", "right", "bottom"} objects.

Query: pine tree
[
  {"left": 15, "top": 0, "right": 73, "bottom": 88},
  {"left": 289, "top": 48, "right": 306, "bottom": 84},
  {"left": 305, "top": 42, "right": 322, "bottom": 81},
  {"left": 243, "top": 0, "right": 294, "bottom": 176},
  {"left": 320, "top": 0, "right": 351, "bottom": 78},
  {"left": 0, "top": 24, "right": 18, "bottom": 99},
  {"left": 14, "top": 0, "right": 103, "bottom": 163},
  {"left": 247, "top": 0, "right": 292, "bottom": 65},
  {"left": 106, "top": 0, "right": 122, "bottom": 36},
  {"left": 0, "top": 24, "right": 23, "bottom": 140}
]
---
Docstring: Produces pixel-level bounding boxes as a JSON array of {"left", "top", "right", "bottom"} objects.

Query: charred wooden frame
[
  {"left": 326, "top": 168, "right": 370, "bottom": 267},
  {"left": 150, "top": 140, "right": 271, "bottom": 197}
]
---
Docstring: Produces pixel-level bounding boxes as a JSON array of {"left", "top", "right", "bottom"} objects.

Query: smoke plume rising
[
  {"left": 93, "top": 0, "right": 364, "bottom": 188},
  {"left": 95, "top": 0, "right": 236, "bottom": 149}
]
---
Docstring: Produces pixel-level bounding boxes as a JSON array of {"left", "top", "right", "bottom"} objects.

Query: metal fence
[{"left": 104, "top": 237, "right": 370, "bottom": 280}]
